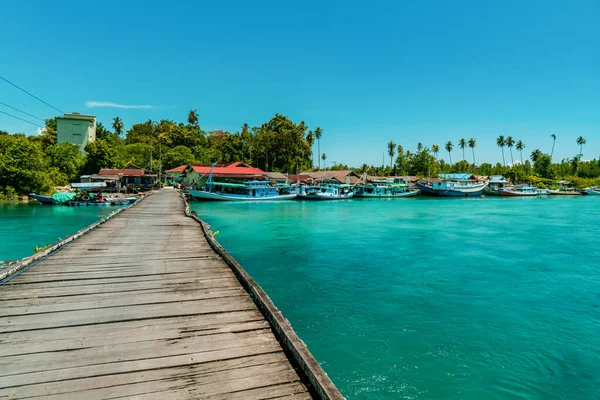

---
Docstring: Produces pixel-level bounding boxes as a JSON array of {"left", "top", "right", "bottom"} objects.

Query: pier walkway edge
[{"left": 0, "top": 188, "right": 343, "bottom": 399}]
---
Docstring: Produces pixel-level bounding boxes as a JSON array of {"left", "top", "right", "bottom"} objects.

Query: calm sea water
[
  {"left": 191, "top": 197, "right": 600, "bottom": 400},
  {"left": 0, "top": 203, "right": 117, "bottom": 261}
]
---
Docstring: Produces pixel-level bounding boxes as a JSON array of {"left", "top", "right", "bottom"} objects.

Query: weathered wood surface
[{"left": 0, "top": 189, "right": 313, "bottom": 399}]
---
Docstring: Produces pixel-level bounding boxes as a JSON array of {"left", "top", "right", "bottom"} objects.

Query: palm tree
[
  {"left": 550, "top": 134, "right": 557, "bottom": 159},
  {"left": 530, "top": 149, "right": 542, "bottom": 163},
  {"left": 306, "top": 130, "right": 315, "bottom": 168},
  {"left": 468, "top": 138, "right": 477, "bottom": 166},
  {"left": 445, "top": 141, "right": 453, "bottom": 165},
  {"left": 432, "top": 144, "right": 440, "bottom": 161},
  {"left": 506, "top": 136, "right": 515, "bottom": 165},
  {"left": 496, "top": 135, "right": 506, "bottom": 166},
  {"left": 417, "top": 142, "right": 423, "bottom": 152},
  {"left": 321, "top": 153, "right": 327, "bottom": 169},
  {"left": 240, "top": 123, "right": 251, "bottom": 163},
  {"left": 387, "top": 140, "right": 396, "bottom": 169},
  {"left": 516, "top": 140, "right": 525, "bottom": 163},
  {"left": 459, "top": 138, "right": 466, "bottom": 161},
  {"left": 576, "top": 136, "right": 586, "bottom": 156},
  {"left": 187, "top": 109, "right": 199, "bottom": 126},
  {"left": 397, "top": 144, "right": 404, "bottom": 156},
  {"left": 112, "top": 116, "right": 124, "bottom": 136},
  {"left": 571, "top": 155, "right": 581, "bottom": 175},
  {"left": 314, "top": 127, "right": 323, "bottom": 169}
]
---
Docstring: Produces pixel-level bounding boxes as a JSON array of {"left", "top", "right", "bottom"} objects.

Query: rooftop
[{"left": 57, "top": 113, "right": 96, "bottom": 122}]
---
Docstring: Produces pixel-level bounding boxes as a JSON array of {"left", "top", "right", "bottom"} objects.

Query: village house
[
  {"left": 164, "top": 165, "right": 187, "bottom": 184},
  {"left": 299, "top": 170, "right": 361, "bottom": 185},
  {"left": 86, "top": 164, "right": 158, "bottom": 193},
  {"left": 180, "top": 162, "right": 266, "bottom": 188}
]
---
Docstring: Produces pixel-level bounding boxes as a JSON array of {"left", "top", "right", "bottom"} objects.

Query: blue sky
[{"left": 1, "top": 0, "right": 598, "bottom": 166}]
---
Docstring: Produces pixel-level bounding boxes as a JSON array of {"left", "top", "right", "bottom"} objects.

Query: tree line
[{"left": 1, "top": 111, "right": 598, "bottom": 199}]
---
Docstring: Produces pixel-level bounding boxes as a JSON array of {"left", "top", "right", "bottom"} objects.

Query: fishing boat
[
  {"left": 498, "top": 185, "right": 538, "bottom": 197},
  {"left": 187, "top": 180, "right": 296, "bottom": 201},
  {"left": 585, "top": 187, "right": 600, "bottom": 195},
  {"left": 537, "top": 188, "right": 551, "bottom": 195},
  {"left": 355, "top": 179, "right": 419, "bottom": 198},
  {"left": 297, "top": 183, "right": 355, "bottom": 200},
  {"left": 549, "top": 189, "right": 581, "bottom": 196},
  {"left": 417, "top": 174, "right": 488, "bottom": 197},
  {"left": 28, "top": 193, "right": 54, "bottom": 205}
]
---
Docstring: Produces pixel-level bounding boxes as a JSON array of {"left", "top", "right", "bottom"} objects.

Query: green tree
[
  {"left": 187, "top": 109, "right": 199, "bottom": 126},
  {"left": 516, "top": 140, "right": 525, "bottom": 163},
  {"left": 570, "top": 155, "right": 581, "bottom": 176},
  {"left": 314, "top": 127, "right": 323, "bottom": 169},
  {"left": 459, "top": 138, "right": 466, "bottom": 161},
  {"left": 84, "top": 139, "right": 116, "bottom": 174},
  {"left": 530, "top": 148, "right": 542, "bottom": 163},
  {"left": 445, "top": 141, "right": 453, "bottom": 165},
  {"left": 46, "top": 142, "right": 86, "bottom": 182},
  {"left": 577, "top": 136, "right": 586, "bottom": 156},
  {"left": 432, "top": 144, "right": 439, "bottom": 162},
  {"left": 306, "top": 130, "right": 315, "bottom": 168},
  {"left": 112, "top": 116, "right": 124, "bottom": 137},
  {"left": 163, "top": 145, "right": 196, "bottom": 169},
  {"left": 506, "top": 136, "right": 515, "bottom": 165},
  {"left": 321, "top": 153, "right": 327, "bottom": 169},
  {"left": 387, "top": 140, "right": 396, "bottom": 169},
  {"left": 468, "top": 138, "right": 477, "bottom": 167},
  {"left": 0, "top": 137, "right": 52, "bottom": 195},
  {"left": 496, "top": 135, "right": 506, "bottom": 166}
]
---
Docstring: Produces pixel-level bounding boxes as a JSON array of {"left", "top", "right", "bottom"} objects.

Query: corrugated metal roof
[
  {"left": 99, "top": 169, "right": 145, "bottom": 176},
  {"left": 489, "top": 175, "right": 509, "bottom": 183},
  {"left": 188, "top": 162, "right": 265, "bottom": 176},
  {"left": 438, "top": 173, "right": 476, "bottom": 180}
]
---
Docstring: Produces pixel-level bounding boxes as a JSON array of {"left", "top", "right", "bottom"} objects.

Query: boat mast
[{"left": 208, "top": 163, "right": 215, "bottom": 193}]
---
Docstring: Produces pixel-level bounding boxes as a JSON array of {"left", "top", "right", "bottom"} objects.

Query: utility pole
[{"left": 159, "top": 141, "right": 162, "bottom": 184}]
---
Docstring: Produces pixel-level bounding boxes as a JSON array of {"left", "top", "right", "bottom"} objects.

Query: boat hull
[
  {"left": 187, "top": 189, "right": 297, "bottom": 201},
  {"left": 299, "top": 192, "right": 355, "bottom": 200},
  {"left": 417, "top": 183, "right": 487, "bottom": 197},
  {"left": 549, "top": 191, "right": 581, "bottom": 196},
  {"left": 28, "top": 193, "right": 54, "bottom": 205},
  {"left": 498, "top": 191, "right": 538, "bottom": 197},
  {"left": 355, "top": 190, "right": 419, "bottom": 198},
  {"left": 586, "top": 189, "right": 600, "bottom": 195}
]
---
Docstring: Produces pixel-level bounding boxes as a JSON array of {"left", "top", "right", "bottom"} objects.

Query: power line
[
  {"left": 0, "top": 101, "right": 45, "bottom": 121},
  {"left": 0, "top": 109, "right": 43, "bottom": 128},
  {"left": 0, "top": 75, "right": 64, "bottom": 114}
]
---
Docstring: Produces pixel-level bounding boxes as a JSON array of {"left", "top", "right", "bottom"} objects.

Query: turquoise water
[
  {"left": 191, "top": 197, "right": 600, "bottom": 399},
  {"left": 0, "top": 203, "right": 117, "bottom": 261}
]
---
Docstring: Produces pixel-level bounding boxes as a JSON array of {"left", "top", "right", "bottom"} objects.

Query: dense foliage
[{"left": 1, "top": 115, "right": 598, "bottom": 199}]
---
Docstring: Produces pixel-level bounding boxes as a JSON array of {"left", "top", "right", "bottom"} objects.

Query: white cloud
[
  {"left": 85, "top": 101, "right": 156, "bottom": 110},
  {"left": 37, "top": 127, "right": 45, "bottom": 136}
]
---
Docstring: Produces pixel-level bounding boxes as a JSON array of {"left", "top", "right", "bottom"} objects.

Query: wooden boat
[
  {"left": 187, "top": 180, "right": 296, "bottom": 201},
  {"left": 28, "top": 193, "right": 54, "bottom": 205},
  {"left": 549, "top": 189, "right": 581, "bottom": 196},
  {"left": 417, "top": 179, "right": 488, "bottom": 197},
  {"left": 498, "top": 185, "right": 539, "bottom": 197},
  {"left": 355, "top": 180, "right": 419, "bottom": 198},
  {"left": 297, "top": 183, "right": 355, "bottom": 200}
]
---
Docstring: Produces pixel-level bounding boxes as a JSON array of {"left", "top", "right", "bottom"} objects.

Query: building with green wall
[{"left": 56, "top": 113, "right": 96, "bottom": 152}]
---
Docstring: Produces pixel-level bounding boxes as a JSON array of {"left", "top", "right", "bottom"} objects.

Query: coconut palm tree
[
  {"left": 432, "top": 144, "right": 440, "bottom": 161},
  {"left": 417, "top": 142, "right": 423, "bottom": 152},
  {"left": 314, "top": 127, "right": 323, "bottom": 169},
  {"left": 468, "top": 138, "right": 477, "bottom": 166},
  {"left": 550, "top": 134, "right": 557, "bottom": 159},
  {"left": 516, "top": 140, "right": 525, "bottom": 163},
  {"left": 112, "top": 116, "right": 124, "bottom": 137},
  {"left": 306, "top": 130, "right": 315, "bottom": 168},
  {"left": 387, "top": 140, "right": 396, "bottom": 169},
  {"left": 530, "top": 149, "right": 542, "bottom": 163},
  {"left": 496, "top": 135, "right": 506, "bottom": 166},
  {"left": 506, "top": 136, "right": 515, "bottom": 165},
  {"left": 576, "top": 136, "right": 586, "bottom": 156},
  {"left": 459, "top": 138, "right": 466, "bottom": 161},
  {"left": 397, "top": 144, "right": 404, "bottom": 156},
  {"left": 321, "top": 153, "right": 327, "bottom": 169},
  {"left": 571, "top": 155, "right": 581, "bottom": 175},
  {"left": 187, "top": 109, "right": 199, "bottom": 126},
  {"left": 445, "top": 141, "right": 453, "bottom": 165}
]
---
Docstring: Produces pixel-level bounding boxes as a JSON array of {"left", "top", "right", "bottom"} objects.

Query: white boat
[
  {"left": 187, "top": 180, "right": 296, "bottom": 201},
  {"left": 585, "top": 187, "right": 600, "bottom": 195},
  {"left": 498, "top": 185, "right": 538, "bottom": 197},
  {"left": 355, "top": 179, "right": 419, "bottom": 198},
  {"left": 417, "top": 174, "right": 488, "bottom": 197},
  {"left": 297, "top": 183, "right": 355, "bottom": 200}
]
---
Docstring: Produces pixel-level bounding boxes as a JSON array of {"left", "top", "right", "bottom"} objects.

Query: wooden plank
[{"left": 0, "top": 189, "right": 313, "bottom": 399}]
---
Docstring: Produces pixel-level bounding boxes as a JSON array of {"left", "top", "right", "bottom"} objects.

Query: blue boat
[
  {"left": 296, "top": 183, "right": 355, "bottom": 200},
  {"left": 187, "top": 180, "right": 296, "bottom": 201},
  {"left": 28, "top": 193, "right": 54, "bottom": 205},
  {"left": 417, "top": 174, "right": 488, "bottom": 197}
]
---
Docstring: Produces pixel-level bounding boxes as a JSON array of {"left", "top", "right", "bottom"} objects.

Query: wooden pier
[{"left": 0, "top": 189, "right": 342, "bottom": 399}]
